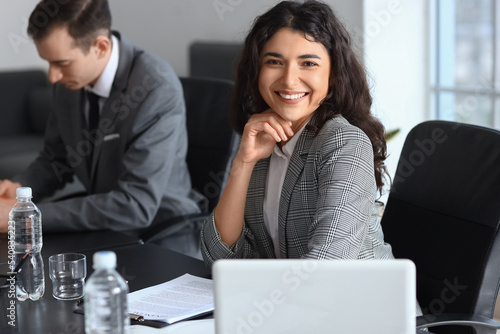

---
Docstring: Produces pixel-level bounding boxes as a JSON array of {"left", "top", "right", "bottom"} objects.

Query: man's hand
[
  {"left": 0, "top": 180, "right": 21, "bottom": 200},
  {"left": 0, "top": 180, "right": 21, "bottom": 233},
  {"left": 0, "top": 198, "right": 16, "bottom": 233}
]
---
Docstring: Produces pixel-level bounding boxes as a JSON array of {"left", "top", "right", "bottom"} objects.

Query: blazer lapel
[
  {"left": 89, "top": 89, "right": 121, "bottom": 178},
  {"left": 89, "top": 31, "right": 134, "bottom": 180},
  {"left": 246, "top": 157, "right": 276, "bottom": 258},
  {"left": 278, "top": 126, "right": 315, "bottom": 258}
]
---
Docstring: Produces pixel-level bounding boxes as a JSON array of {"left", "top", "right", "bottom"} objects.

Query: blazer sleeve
[
  {"left": 303, "top": 125, "right": 377, "bottom": 259},
  {"left": 200, "top": 212, "right": 260, "bottom": 266}
]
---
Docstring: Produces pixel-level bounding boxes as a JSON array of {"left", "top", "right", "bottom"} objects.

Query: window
[{"left": 431, "top": 0, "right": 500, "bottom": 129}]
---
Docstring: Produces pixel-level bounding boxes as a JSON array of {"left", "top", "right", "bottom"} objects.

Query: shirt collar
[
  {"left": 85, "top": 34, "right": 119, "bottom": 98},
  {"left": 273, "top": 122, "right": 308, "bottom": 159}
]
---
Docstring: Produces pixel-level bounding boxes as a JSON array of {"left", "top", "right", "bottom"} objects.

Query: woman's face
[{"left": 258, "top": 28, "right": 331, "bottom": 130}]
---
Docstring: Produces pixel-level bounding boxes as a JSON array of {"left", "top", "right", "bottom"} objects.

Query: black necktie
[
  {"left": 87, "top": 91, "right": 100, "bottom": 132},
  {"left": 86, "top": 91, "right": 100, "bottom": 173}
]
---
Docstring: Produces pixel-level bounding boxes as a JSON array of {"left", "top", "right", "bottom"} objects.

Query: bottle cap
[
  {"left": 16, "top": 187, "right": 32, "bottom": 198},
  {"left": 93, "top": 251, "right": 117, "bottom": 270}
]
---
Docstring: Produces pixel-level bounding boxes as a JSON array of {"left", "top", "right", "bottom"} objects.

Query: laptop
[{"left": 213, "top": 259, "right": 416, "bottom": 334}]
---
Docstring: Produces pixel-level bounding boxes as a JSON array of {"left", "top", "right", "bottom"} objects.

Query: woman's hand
[
  {"left": 235, "top": 109, "right": 294, "bottom": 165},
  {"left": 211, "top": 110, "right": 293, "bottom": 247}
]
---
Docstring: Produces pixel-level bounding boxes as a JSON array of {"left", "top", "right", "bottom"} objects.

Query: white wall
[
  {"left": 363, "top": 0, "right": 428, "bottom": 199},
  {"left": 0, "top": 0, "right": 46, "bottom": 71}
]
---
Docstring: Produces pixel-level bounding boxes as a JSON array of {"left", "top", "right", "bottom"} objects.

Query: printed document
[{"left": 128, "top": 273, "right": 214, "bottom": 324}]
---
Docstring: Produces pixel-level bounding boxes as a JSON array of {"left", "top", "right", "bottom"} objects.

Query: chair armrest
[{"left": 417, "top": 313, "right": 500, "bottom": 331}]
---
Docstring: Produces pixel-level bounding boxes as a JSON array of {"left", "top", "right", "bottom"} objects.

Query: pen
[
  {"left": 1, "top": 252, "right": 31, "bottom": 277},
  {"left": 13, "top": 252, "right": 30, "bottom": 274},
  {"left": 1, "top": 252, "right": 30, "bottom": 286},
  {"left": 76, "top": 299, "right": 144, "bottom": 321},
  {"left": 128, "top": 313, "right": 145, "bottom": 322}
]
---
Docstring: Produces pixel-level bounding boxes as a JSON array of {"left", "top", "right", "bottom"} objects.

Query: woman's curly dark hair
[{"left": 231, "top": 0, "right": 388, "bottom": 194}]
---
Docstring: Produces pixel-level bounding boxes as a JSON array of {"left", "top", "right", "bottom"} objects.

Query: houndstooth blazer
[{"left": 201, "top": 115, "right": 394, "bottom": 266}]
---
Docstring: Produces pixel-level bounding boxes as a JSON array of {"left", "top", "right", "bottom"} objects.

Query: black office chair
[
  {"left": 139, "top": 77, "right": 240, "bottom": 256},
  {"left": 189, "top": 42, "right": 242, "bottom": 82},
  {"left": 180, "top": 77, "right": 239, "bottom": 212},
  {"left": 381, "top": 121, "right": 500, "bottom": 334}
]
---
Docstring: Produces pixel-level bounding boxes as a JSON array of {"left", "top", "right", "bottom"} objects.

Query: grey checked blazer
[{"left": 201, "top": 115, "right": 394, "bottom": 265}]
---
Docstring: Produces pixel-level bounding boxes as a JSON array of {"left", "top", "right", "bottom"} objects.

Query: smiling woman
[
  {"left": 200, "top": 0, "right": 394, "bottom": 265},
  {"left": 258, "top": 28, "right": 330, "bottom": 135}
]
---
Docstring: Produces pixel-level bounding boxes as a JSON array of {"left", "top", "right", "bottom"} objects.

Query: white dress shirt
[
  {"left": 84, "top": 34, "right": 120, "bottom": 126},
  {"left": 263, "top": 124, "right": 307, "bottom": 258}
]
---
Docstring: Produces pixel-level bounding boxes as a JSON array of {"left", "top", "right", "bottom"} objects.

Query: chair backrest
[
  {"left": 189, "top": 42, "right": 242, "bottom": 82},
  {"left": 381, "top": 121, "right": 500, "bottom": 334},
  {"left": 180, "top": 77, "right": 239, "bottom": 212}
]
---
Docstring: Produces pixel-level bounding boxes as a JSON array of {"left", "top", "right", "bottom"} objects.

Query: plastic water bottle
[
  {"left": 8, "top": 186, "right": 45, "bottom": 301},
  {"left": 84, "top": 251, "right": 130, "bottom": 334}
]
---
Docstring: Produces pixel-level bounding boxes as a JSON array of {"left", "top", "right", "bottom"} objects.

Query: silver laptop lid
[{"left": 213, "top": 259, "right": 416, "bottom": 334}]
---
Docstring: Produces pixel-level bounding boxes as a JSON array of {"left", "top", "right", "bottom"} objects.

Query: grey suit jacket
[
  {"left": 201, "top": 116, "right": 394, "bottom": 265},
  {"left": 14, "top": 32, "right": 200, "bottom": 232}
]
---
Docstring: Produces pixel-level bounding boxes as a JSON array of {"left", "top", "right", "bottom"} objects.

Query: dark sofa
[{"left": 0, "top": 70, "right": 52, "bottom": 179}]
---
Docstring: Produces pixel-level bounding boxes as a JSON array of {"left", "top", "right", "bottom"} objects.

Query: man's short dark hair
[{"left": 27, "top": 0, "right": 112, "bottom": 52}]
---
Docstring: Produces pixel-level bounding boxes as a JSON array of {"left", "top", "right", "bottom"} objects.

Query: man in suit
[{"left": 0, "top": 0, "right": 202, "bottom": 233}]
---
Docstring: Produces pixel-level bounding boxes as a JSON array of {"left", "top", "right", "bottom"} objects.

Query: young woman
[{"left": 200, "top": 0, "right": 394, "bottom": 265}]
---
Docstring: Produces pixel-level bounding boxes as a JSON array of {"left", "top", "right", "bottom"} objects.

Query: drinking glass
[{"left": 49, "top": 253, "right": 86, "bottom": 300}]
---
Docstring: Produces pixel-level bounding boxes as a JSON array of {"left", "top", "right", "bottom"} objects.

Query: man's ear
[{"left": 93, "top": 35, "right": 111, "bottom": 58}]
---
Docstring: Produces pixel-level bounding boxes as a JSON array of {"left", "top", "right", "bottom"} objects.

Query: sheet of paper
[{"left": 128, "top": 273, "right": 214, "bottom": 324}]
